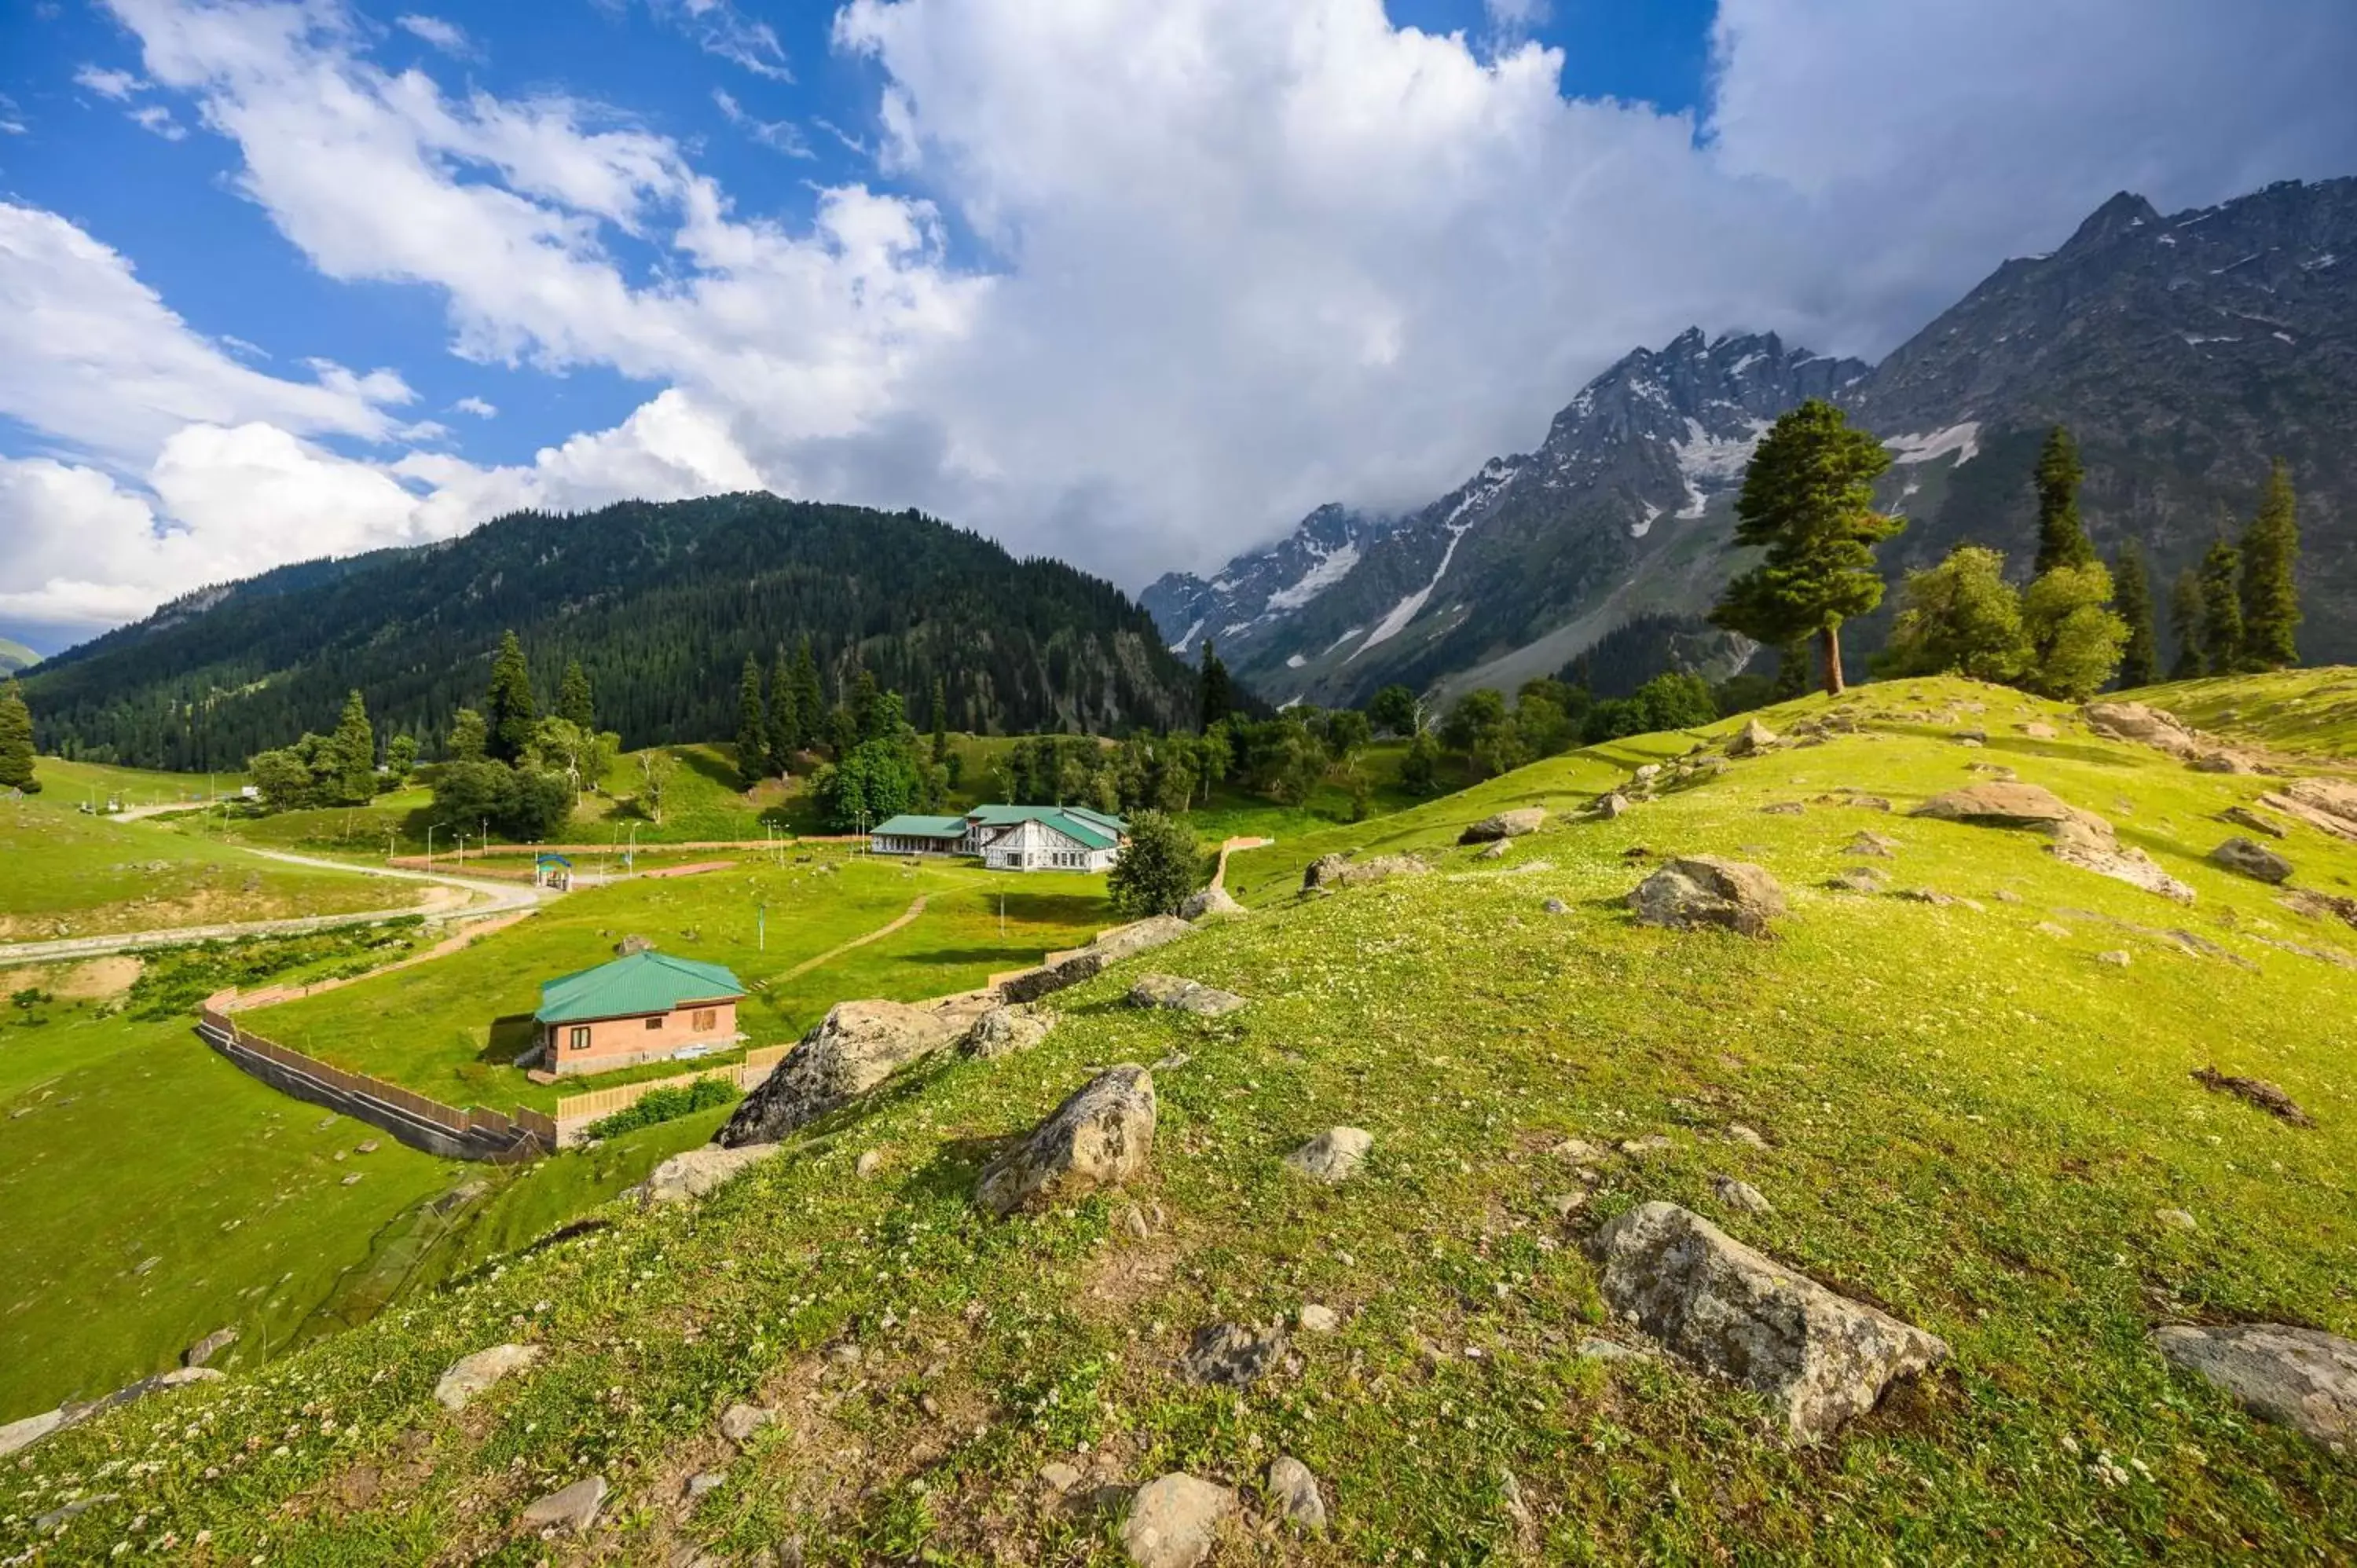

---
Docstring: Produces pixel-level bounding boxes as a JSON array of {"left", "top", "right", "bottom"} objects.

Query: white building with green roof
[{"left": 867, "top": 804, "right": 1128, "bottom": 872}]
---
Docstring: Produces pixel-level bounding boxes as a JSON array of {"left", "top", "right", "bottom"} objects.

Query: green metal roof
[
  {"left": 871, "top": 813, "right": 969, "bottom": 838},
  {"left": 966, "top": 804, "right": 1124, "bottom": 851},
  {"left": 534, "top": 951, "right": 745, "bottom": 1025}
]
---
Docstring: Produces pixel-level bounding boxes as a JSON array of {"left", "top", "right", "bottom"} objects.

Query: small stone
[
  {"left": 684, "top": 1472, "right": 725, "bottom": 1500},
  {"left": 2022, "top": 721, "right": 2058, "bottom": 740},
  {"left": 1726, "top": 718, "right": 1780, "bottom": 757},
  {"left": 1553, "top": 1137, "right": 1607, "bottom": 1162},
  {"left": 1595, "top": 792, "right": 1631, "bottom": 819},
  {"left": 1267, "top": 1455, "right": 1327, "bottom": 1533},
  {"left": 1577, "top": 1336, "right": 1652, "bottom": 1363},
  {"left": 355, "top": 1140, "right": 379, "bottom": 1154},
  {"left": 1725, "top": 1123, "right": 1767, "bottom": 1149},
  {"left": 521, "top": 1475, "right": 607, "bottom": 1534},
  {"left": 1827, "top": 867, "right": 1885, "bottom": 894},
  {"left": 1296, "top": 1303, "right": 1339, "bottom": 1333},
  {"left": 434, "top": 1343, "right": 541, "bottom": 1412},
  {"left": 1180, "top": 1321, "right": 1288, "bottom": 1388},
  {"left": 1039, "top": 1460, "right": 1084, "bottom": 1494},
  {"left": 2155, "top": 1208, "right": 2197, "bottom": 1231},
  {"left": 2211, "top": 837, "right": 2294, "bottom": 885},
  {"left": 1547, "top": 1191, "right": 1587, "bottom": 1218},
  {"left": 1127, "top": 974, "right": 1248, "bottom": 1017},
  {"left": 827, "top": 1344, "right": 864, "bottom": 1368},
  {"left": 341, "top": 1172, "right": 364, "bottom": 1185},
  {"left": 1123, "top": 1473, "right": 1240, "bottom": 1568},
  {"left": 1541, "top": 897, "right": 1569, "bottom": 915},
  {"left": 635, "top": 1144, "right": 782, "bottom": 1206},
  {"left": 1285, "top": 1127, "right": 1373, "bottom": 1184},
  {"left": 1846, "top": 831, "right": 1899, "bottom": 859},
  {"left": 855, "top": 1149, "right": 884, "bottom": 1179},
  {"left": 1759, "top": 801, "right": 1806, "bottom": 817},
  {"left": 718, "top": 1403, "right": 775, "bottom": 1444},
  {"left": 1711, "top": 1174, "right": 1773, "bottom": 1214},
  {"left": 2097, "top": 950, "right": 2132, "bottom": 967},
  {"left": 1477, "top": 839, "right": 1510, "bottom": 860},
  {"left": 1619, "top": 1134, "right": 1673, "bottom": 1157},
  {"left": 2036, "top": 921, "right": 2073, "bottom": 940},
  {"left": 1460, "top": 807, "right": 1547, "bottom": 844},
  {"left": 964, "top": 1004, "right": 1054, "bottom": 1059}
]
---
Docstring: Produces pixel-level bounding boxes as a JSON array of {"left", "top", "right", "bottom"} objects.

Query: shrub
[
  {"left": 585, "top": 1075, "right": 741, "bottom": 1139},
  {"left": 1106, "top": 809, "right": 1204, "bottom": 918}
]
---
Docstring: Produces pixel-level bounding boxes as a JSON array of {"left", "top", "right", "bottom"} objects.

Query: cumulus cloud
[
  {"left": 393, "top": 13, "right": 477, "bottom": 59},
  {"left": 5, "top": 0, "right": 2353, "bottom": 639},
  {"left": 74, "top": 64, "right": 147, "bottom": 100},
  {"left": 451, "top": 395, "right": 497, "bottom": 418}
]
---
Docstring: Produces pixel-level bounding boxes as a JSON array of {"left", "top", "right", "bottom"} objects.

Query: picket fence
[{"left": 551, "top": 1044, "right": 791, "bottom": 1143}]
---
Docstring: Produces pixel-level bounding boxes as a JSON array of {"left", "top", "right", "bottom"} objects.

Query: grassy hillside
[
  {"left": 9, "top": 675, "right": 2355, "bottom": 1563},
  {"left": 2128, "top": 666, "right": 2357, "bottom": 763},
  {"left": 0, "top": 790, "right": 430, "bottom": 943}
]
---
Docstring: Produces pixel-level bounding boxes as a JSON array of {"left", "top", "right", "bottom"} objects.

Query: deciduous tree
[
  {"left": 1876, "top": 545, "right": 2030, "bottom": 683},
  {"left": 1106, "top": 809, "right": 1201, "bottom": 918}
]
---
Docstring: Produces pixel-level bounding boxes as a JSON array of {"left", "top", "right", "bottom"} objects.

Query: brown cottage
[{"left": 530, "top": 951, "right": 747, "bottom": 1076}]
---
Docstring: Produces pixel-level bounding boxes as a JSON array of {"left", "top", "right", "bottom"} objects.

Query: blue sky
[{"left": 1, "top": 0, "right": 2352, "bottom": 651}]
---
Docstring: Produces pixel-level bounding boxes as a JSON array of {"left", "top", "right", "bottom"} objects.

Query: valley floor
[{"left": 4, "top": 676, "right": 2352, "bottom": 1563}]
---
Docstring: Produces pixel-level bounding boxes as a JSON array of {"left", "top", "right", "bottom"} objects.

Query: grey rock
[
  {"left": 1476, "top": 839, "right": 1511, "bottom": 860},
  {"left": 1577, "top": 1336, "right": 1654, "bottom": 1363},
  {"left": 1587, "top": 1201, "right": 1948, "bottom": 1439},
  {"left": 1303, "top": 852, "right": 1430, "bottom": 891},
  {"left": 1711, "top": 1174, "right": 1774, "bottom": 1214},
  {"left": 1127, "top": 973, "right": 1248, "bottom": 1017},
  {"left": 720, "top": 1000, "right": 966, "bottom": 1145},
  {"left": 521, "top": 1475, "right": 607, "bottom": 1534},
  {"left": 854, "top": 1149, "right": 885, "bottom": 1179},
  {"left": 1285, "top": 1126, "right": 1373, "bottom": 1184},
  {"left": 1268, "top": 1455, "right": 1327, "bottom": 1532},
  {"left": 719, "top": 1402, "right": 776, "bottom": 1444},
  {"left": 1181, "top": 1321, "right": 1288, "bottom": 1387},
  {"left": 2049, "top": 836, "right": 2198, "bottom": 903},
  {"left": 2154, "top": 1323, "right": 2357, "bottom": 1445},
  {"left": 1725, "top": 1123, "right": 1767, "bottom": 1149},
  {"left": 1090, "top": 915, "right": 1198, "bottom": 962},
  {"left": 1759, "top": 801, "right": 1807, "bottom": 817},
  {"left": 2098, "top": 949, "right": 2132, "bottom": 967},
  {"left": 185, "top": 1326, "right": 239, "bottom": 1368},
  {"left": 2211, "top": 837, "right": 2293, "bottom": 885},
  {"left": 684, "top": 1472, "right": 726, "bottom": 1500},
  {"left": 636, "top": 1143, "right": 781, "bottom": 1206},
  {"left": 1178, "top": 885, "right": 1245, "bottom": 921},
  {"left": 1846, "top": 831, "right": 1899, "bottom": 859},
  {"left": 0, "top": 1409, "right": 68, "bottom": 1459},
  {"left": 964, "top": 1004, "right": 1054, "bottom": 1060},
  {"left": 976, "top": 1065, "right": 1157, "bottom": 1216},
  {"left": 434, "top": 1343, "right": 541, "bottom": 1412},
  {"left": 1039, "top": 1460, "right": 1085, "bottom": 1494},
  {"left": 1726, "top": 718, "right": 1780, "bottom": 757},
  {"left": 998, "top": 948, "right": 1107, "bottom": 1004},
  {"left": 1827, "top": 867, "right": 1886, "bottom": 894},
  {"left": 1627, "top": 855, "right": 1787, "bottom": 938},
  {"left": 1912, "top": 782, "right": 2106, "bottom": 833},
  {"left": 1461, "top": 807, "right": 1548, "bottom": 844},
  {"left": 1296, "top": 1303, "right": 1340, "bottom": 1333},
  {"left": 614, "top": 934, "right": 656, "bottom": 956},
  {"left": 2081, "top": 701, "right": 2203, "bottom": 759},
  {"left": 1123, "top": 1473, "right": 1239, "bottom": 1568},
  {"left": 1595, "top": 792, "right": 1632, "bottom": 819},
  {"left": 1541, "top": 897, "right": 1570, "bottom": 914},
  {"left": 2220, "top": 804, "right": 2286, "bottom": 839}
]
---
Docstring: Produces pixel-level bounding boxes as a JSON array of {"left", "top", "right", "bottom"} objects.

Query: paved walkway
[{"left": 0, "top": 846, "right": 543, "bottom": 969}]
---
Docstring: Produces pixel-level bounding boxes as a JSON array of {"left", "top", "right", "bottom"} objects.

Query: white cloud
[
  {"left": 5, "top": 0, "right": 2353, "bottom": 640},
  {"left": 75, "top": 64, "right": 146, "bottom": 100},
  {"left": 714, "top": 87, "right": 813, "bottom": 159},
  {"left": 627, "top": 0, "right": 794, "bottom": 82},
  {"left": 451, "top": 395, "right": 497, "bottom": 418},
  {"left": 130, "top": 103, "right": 189, "bottom": 140},
  {"left": 393, "top": 13, "right": 475, "bottom": 59}
]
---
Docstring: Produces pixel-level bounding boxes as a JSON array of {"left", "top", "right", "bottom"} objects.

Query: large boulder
[
  {"left": 1122, "top": 1474, "right": 1239, "bottom": 1568},
  {"left": 1178, "top": 885, "right": 1245, "bottom": 921},
  {"left": 964, "top": 1004, "right": 1055, "bottom": 1060},
  {"left": 1090, "top": 916, "right": 1197, "bottom": 962},
  {"left": 2260, "top": 778, "right": 2357, "bottom": 843},
  {"left": 1626, "top": 856, "right": 1787, "bottom": 939},
  {"left": 2048, "top": 835, "right": 2198, "bottom": 903},
  {"left": 999, "top": 948, "right": 1107, "bottom": 1004},
  {"left": 1459, "top": 807, "right": 1547, "bottom": 844},
  {"left": 634, "top": 1143, "right": 781, "bottom": 1206},
  {"left": 2082, "top": 702, "right": 2202, "bottom": 759},
  {"left": 1912, "top": 782, "right": 2106, "bottom": 836},
  {"left": 1127, "top": 974, "right": 1248, "bottom": 1017},
  {"left": 2211, "top": 837, "right": 2294, "bottom": 885},
  {"left": 976, "top": 1065, "right": 1157, "bottom": 1217},
  {"left": 1586, "top": 1202, "right": 1948, "bottom": 1440},
  {"left": 2153, "top": 1324, "right": 2357, "bottom": 1445},
  {"left": 719, "top": 1000, "right": 967, "bottom": 1146},
  {"left": 1725, "top": 718, "right": 1780, "bottom": 757},
  {"left": 1303, "top": 852, "right": 1429, "bottom": 892}
]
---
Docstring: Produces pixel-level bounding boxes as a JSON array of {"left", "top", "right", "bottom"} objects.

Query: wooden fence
[
  {"left": 552, "top": 1044, "right": 790, "bottom": 1143},
  {"left": 199, "top": 1006, "right": 557, "bottom": 1160}
]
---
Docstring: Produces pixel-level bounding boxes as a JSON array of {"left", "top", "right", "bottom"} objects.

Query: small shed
[{"left": 532, "top": 951, "right": 746, "bottom": 1075}]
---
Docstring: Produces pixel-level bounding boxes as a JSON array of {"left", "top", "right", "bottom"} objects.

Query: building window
[
  {"left": 568, "top": 1026, "right": 591, "bottom": 1052},
  {"left": 692, "top": 1008, "right": 717, "bottom": 1031},
  {"left": 645, "top": 1016, "right": 664, "bottom": 1031}
]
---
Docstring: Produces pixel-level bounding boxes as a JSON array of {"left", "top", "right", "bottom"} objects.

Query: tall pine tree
[
  {"left": 767, "top": 645, "right": 798, "bottom": 772},
  {"left": 328, "top": 689, "right": 376, "bottom": 804},
  {"left": 2033, "top": 426, "right": 2097, "bottom": 574},
  {"left": 1708, "top": 399, "right": 1901, "bottom": 695},
  {"left": 1199, "top": 641, "right": 1235, "bottom": 730},
  {"left": 2113, "top": 542, "right": 2159, "bottom": 689},
  {"left": 2238, "top": 458, "right": 2301, "bottom": 669},
  {"left": 0, "top": 678, "right": 38, "bottom": 793},
  {"left": 557, "top": 659, "right": 596, "bottom": 729},
  {"left": 2168, "top": 569, "right": 2205, "bottom": 680},
  {"left": 790, "top": 636, "right": 824, "bottom": 749},
  {"left": 735, "top": 654, "right": 769, "bottom": 788},
  {"left": 930, "top": 675, "right": 951, "bottom": 763},
  {"left": 2198, "top": 537, "right": 2244, "bottom": 675},
  {"left": 484, "top": 630, "right": 537, "bottom": 763}
]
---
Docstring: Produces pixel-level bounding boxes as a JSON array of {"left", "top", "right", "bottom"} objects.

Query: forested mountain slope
[{"left": 24, "top": 495, "right": 1201, "bottom": 769}]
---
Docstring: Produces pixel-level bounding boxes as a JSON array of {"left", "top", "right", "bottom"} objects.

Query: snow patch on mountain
[
  {"left": 1167, "top": 616, "right": 1204, "bottom": 655},
  {"left": 1883, "top": 422, "right": 1981, "bottom": 466},
  {"left": 1263, "top": 540, "right": 1360, "bottom": 613},
  {"left": 1632, "top": 500, "right": 1662, "bottom": 539}
]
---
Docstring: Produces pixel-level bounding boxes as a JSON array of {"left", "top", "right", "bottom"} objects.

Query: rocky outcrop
[
  {"left": 1626, "top": 856, "right": 1787, "bottom": 938},
  {"left": 1586, "top": 1201, "right": 1948, "bottom": 1439},
  {"left": 2259, "top": 778, "right": 2357, "bottom": 843},
  {"left": 1178, "top": 885, "right": 1245, "bottom": 921},
  {"left": 1460, "top": 808, "right": 1547, "bottom": 844},
  {"left": 1912, "top": 782, "right": 2103, "bottom": 833},
  {"left": 1127, "top": 974, "right": 1248, "bottom": 1017},
  {"left": 999, "top": 916, "right": 1197, "bottom": 1002},
  {"left": 976, "top": 1066, "right": 1157, "bottom": 1216},
  {"left": 2154, "top": 1324, "right": 2357, "bottom": 1445},
  {"left": 964, "top": 1004, "right": 1055, "bottom": 1060},
  {"left": 520, "top": 1475, "right": 607, "bottom": 1533},
  {"left": 718, "top": 1000, "right": 967, "bottom": 1146},
  {"left": 434, "top": 1343, "right": 541, "bottom": 1412},
  {"left": 2082, "top": 702, "right": 2204, "bottom": 758},
  {"left": 0, "top": 1367, "right": 225, "bottom": 1459},
  {"left": 2211, "top": 837, "right": 2294, "bottom": 885},
  {"left": 1303, "top": 852, "right": 1430, "bottom": 892},
  {"left": 634, "top": 1143, "right": 781, "bottom": 1206},
  {"left": 1123, "top": 1473, "right": 1239, "bottom": 1568},
  {"left": 1180, "top": 1321, "right": 1289, "bottom": 1387},
  {"left": 1725, "top": 718, "right": 1780, "bottom": 757},
  {"left": 1285, "top": 1126, "right": 1373, "bottom": 1184},
  {"left": 2191, "top": 1065, "right": 2313, "bottom": 1127}
]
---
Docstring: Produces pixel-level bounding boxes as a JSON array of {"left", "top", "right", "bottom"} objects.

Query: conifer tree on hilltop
[
  {"left": 766, "top": 646, "right": 798, "bottom": 775},
  {"left": 484, "top": 630, "right": 537, "bottom": 763},
  {"left": 2168, "top": 569, "right": 2205, "bottom": 680},
  {"left": 1708, "top": 398, "right": 1901, "bottom": 696},
  {"left": 2198, "top": 536, "right": 2245, "bottom": 676},
  {"left": 790, "top": 636, "right": 824, "bottom": 753},
  {"left": 2238, "top": 458, "right": 2301, "bottom": 670},
  {"left": 2113, "top": 542, "right": 2159, "bottom": 690},
  {"left": 2033, "top": 426, "right": 2099, "bottom": 575},
  {"left": 735, "top": 654, "right": 769, "bottom": 789},
  {"left": 557, "top": 659, "right": 596, "bottom": 731},
  {"left": 0, "top": 678, "right": 38, "bottom": 794}
]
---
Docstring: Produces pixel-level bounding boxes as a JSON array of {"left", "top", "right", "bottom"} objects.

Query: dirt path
[
  {"left": 0, "top": 845, "right": 543, "bottom": 969},
  {"left": 1209, "top": 836, "right": 1271, "bottom": 891},
  {"left": 770, "top": 896, "right": 929, "bottom": 984}
]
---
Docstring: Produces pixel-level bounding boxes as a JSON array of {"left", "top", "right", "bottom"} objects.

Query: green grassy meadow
[
  {"left": 2131, "top": 666, "right": 2357, "bottom": 762},
  {"left": 9, "top": 673, "right": 2354, "bottom": 1562},
  {"left": 244, "top": 852, "right": 1113, "bottom": 1111},
  {"left": 0, "top": 791, "right": 430, "bottom": 943}
]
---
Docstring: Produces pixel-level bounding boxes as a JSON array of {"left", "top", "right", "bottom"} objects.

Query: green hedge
[{"left": 583, "top": 1075, "right": 740, "bottom": 1139}]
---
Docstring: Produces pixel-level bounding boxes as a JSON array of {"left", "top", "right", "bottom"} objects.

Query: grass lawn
[
  {"left": 16, "top": 673, "right": 2356, "bottom": 1560},
  {"left": 244, "top": 852, "right": 1113, "bottom": 1112},
  {"left": 20, "top": 757, "right": 247, "bottom": 811},
  {"left": 2130, "top": 665, "right": 2357, "bottom": 762},
  {"left": 0, "top": 997, "right": 463, "bottom": 1420},
  {"left": 0, "top": 793, "right": 431, "bottom": 943}
]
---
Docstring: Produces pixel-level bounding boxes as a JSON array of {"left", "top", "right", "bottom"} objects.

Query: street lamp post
[{"left": 426, "top": 822, "right": 446, "bottom": 868}]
